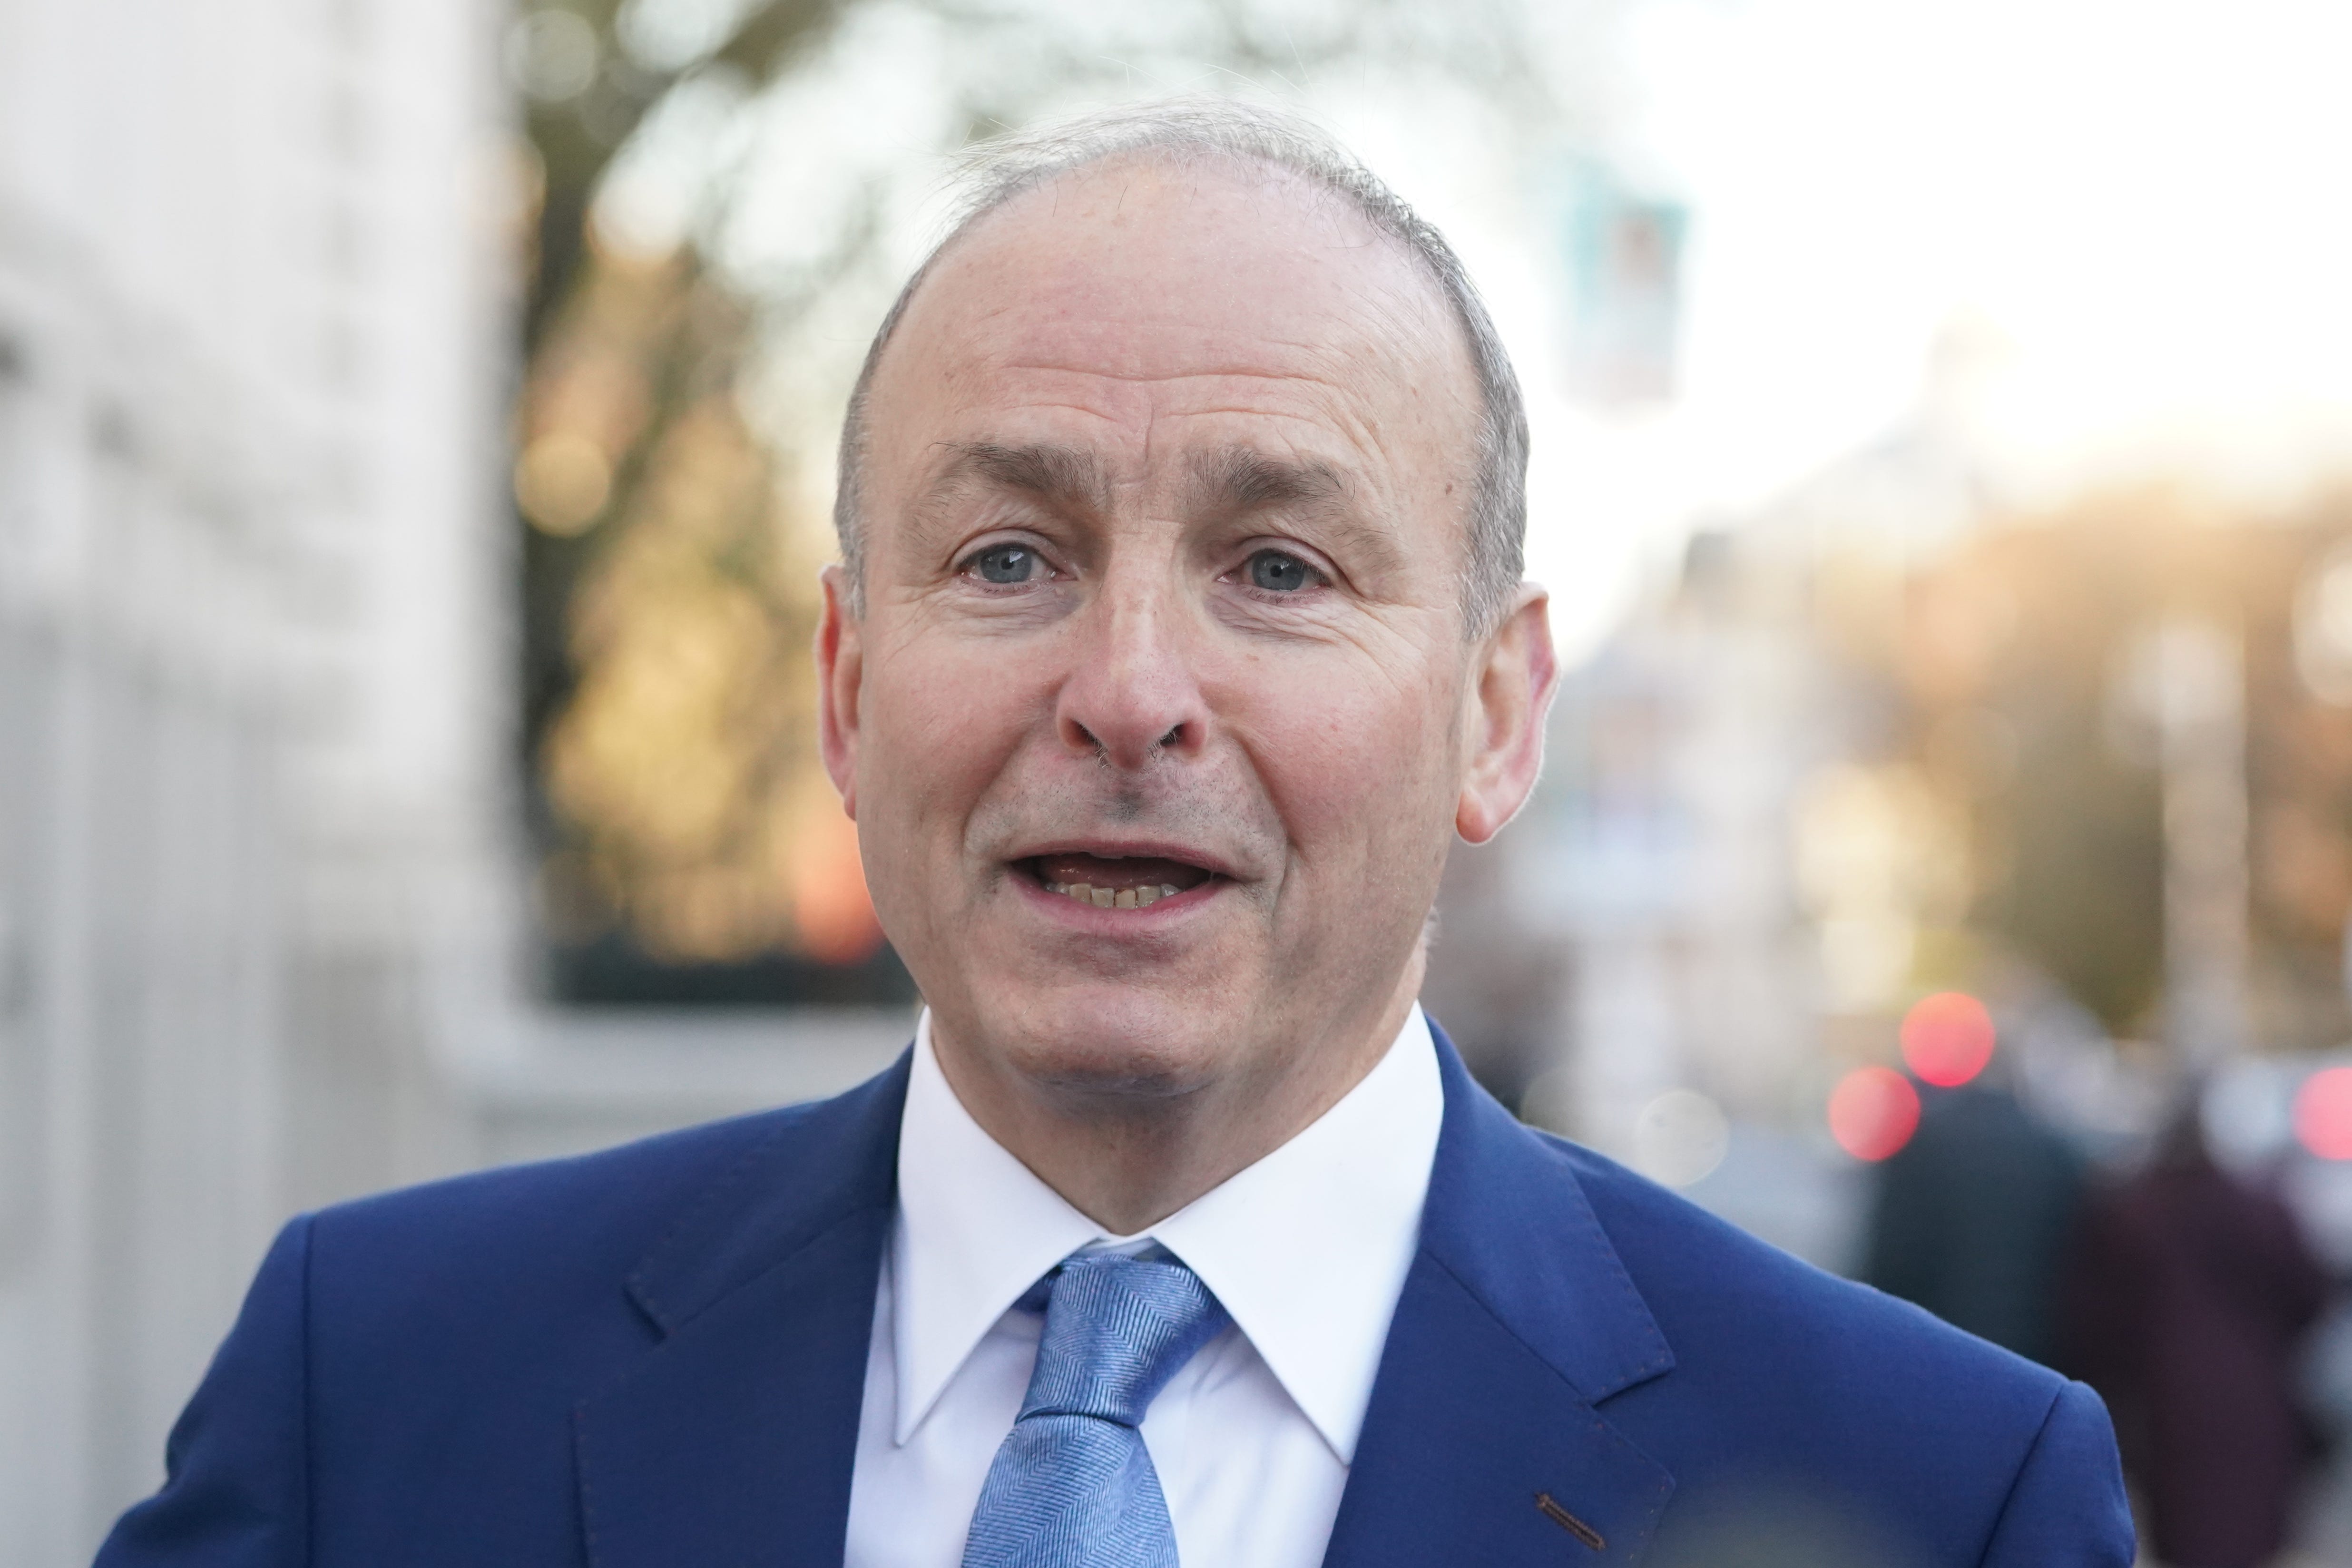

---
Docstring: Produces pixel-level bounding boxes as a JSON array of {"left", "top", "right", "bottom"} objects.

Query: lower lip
[{"left": 1009, "top": 870, "right": 1225, "bottom": 925}]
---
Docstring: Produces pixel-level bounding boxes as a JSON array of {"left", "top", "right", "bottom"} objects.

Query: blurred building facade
[
  {"left": 1468, "top": 339, "right": 2013, "bottom": 1268},
  {"left": 1481, "top": 330, "right": 2352, "bottom": 1271},
  {"left": 0, "top": 0, "right": 506, "bottom": 1554},
  {"left": 0, "top": 4, "right": 912, "bottom": 1561},
  {"left": 1468, "top": 328, "right": 2352, "bottom": 1334}
]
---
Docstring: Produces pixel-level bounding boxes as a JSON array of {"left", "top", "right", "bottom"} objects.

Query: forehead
[{"left": 862, "top": 157, "right": 1480, "bottom": 510}]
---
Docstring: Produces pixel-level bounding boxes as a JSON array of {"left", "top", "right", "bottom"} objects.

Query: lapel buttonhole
[{"left": 1534, "top": 1491, "right": 1607, "bottom": 1552}]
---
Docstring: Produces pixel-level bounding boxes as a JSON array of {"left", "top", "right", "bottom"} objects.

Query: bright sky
[{"left": 1517, "top": 0, "right": 2352, "bottom": 654}]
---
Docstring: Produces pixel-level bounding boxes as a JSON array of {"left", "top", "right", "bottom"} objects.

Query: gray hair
[{"left": 832, "top": 98, "right": 1529, "bottom": 634}]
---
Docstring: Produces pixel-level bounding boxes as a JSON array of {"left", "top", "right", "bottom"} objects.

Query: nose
[{"left": 1055, "top": 577, "right": 1209, "bottom": 771}]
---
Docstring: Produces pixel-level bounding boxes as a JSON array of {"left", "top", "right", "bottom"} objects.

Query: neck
[{"left": 929, "top": 959, "right": 1424, "bottom": 1235}]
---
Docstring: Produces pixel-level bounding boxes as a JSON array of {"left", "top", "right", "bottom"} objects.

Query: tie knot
[{"left": 1019, "top": 1254, "right": 1229, "bottom": 1428}]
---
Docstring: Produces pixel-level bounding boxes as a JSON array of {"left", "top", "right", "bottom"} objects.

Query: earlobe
[
  {"left": 815, "top": 564, "right": 862, "bottom": 821},
  {"left": 1455, "top": 586, "right": 1559, "bottom": 845}
]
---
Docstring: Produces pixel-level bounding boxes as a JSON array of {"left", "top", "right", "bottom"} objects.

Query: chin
[{"left": 982, "top": 984, "right": 1241, "bottom": 1102}]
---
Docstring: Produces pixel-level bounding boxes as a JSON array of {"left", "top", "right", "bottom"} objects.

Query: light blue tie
[{"left": 960, "top": 1253, "right": 1231, "bottom": 1568}]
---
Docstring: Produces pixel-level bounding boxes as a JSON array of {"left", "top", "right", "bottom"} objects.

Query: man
[
  {"left": 1865, "top": 1075, "right": 2088, "bottom": 1367},
  {"left": 99, "top": 102, "right": 2132, "bottom": 1568},
  {"left": 2061, "top": 1099, "right": 2328, "bottom": 1568}
]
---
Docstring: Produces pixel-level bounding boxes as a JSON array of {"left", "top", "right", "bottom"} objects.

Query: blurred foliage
[
  {"left": 506, "top": 0, "right": 1559, "bottom": 994},
  {"left": 529, "top": 249, "right": 875, "bottom": 965},
  {"left": 1887, "top": 485, "right": 2352, "bottom": 1045},
  {"left": 513, "top": 0, "right": 862, "bottom": 987}
]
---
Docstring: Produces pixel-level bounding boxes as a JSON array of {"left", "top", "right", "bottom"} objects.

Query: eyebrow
[
  {"left": 921, "top": 441, "right": 1357, "bottom": 518},
  {"left": 921, "top": 441, "right": 1114, "bottom": 515},
  {"left": 1185, "top": 445, "right": 1352, "bottom": 516}
]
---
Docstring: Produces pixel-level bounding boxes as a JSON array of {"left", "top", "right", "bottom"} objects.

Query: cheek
[
  {"left": 1215, "top": 654, "right": 1460, "bottom": 875},
  {"left": 858, "top": 636, "right": 1045, "bottom": 839}
]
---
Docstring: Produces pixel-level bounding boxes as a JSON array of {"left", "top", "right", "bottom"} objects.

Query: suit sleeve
[
  {"left": 1976, "top": 1379, "right": 2135, "bottom": 1568},
  {"left": 92, "top": 1215, "right": 315, "bottom": 1568}
]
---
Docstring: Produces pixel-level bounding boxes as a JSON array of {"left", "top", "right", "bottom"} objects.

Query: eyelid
[
  {"left": 1226, "top": 541, "right": 1335, "bottom": 589},
  {"left": 955, "top": 532, "right": 1067, "bottom": 579}
]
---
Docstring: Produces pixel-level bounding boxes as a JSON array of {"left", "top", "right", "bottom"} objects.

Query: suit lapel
[
  {"left": 575, "top": 1053, "right": 911, "bottom": 1568},
  {"left": 567, "top": 1028, "right": 1673, "bottom": 1566},
  {"left": 1325, "top": 1028, "right": 1677, "bottom": 1567}
]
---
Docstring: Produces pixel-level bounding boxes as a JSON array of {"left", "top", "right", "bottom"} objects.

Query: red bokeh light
[
  {"left": 1829, "top": 1066, "right": 1922, "bottom": 1162},
  {"left": 2294, "top": 1067, "right": 2352, "bottom": 1160},
  {"left": 1900, "top": 991, "right": 1996, "bottom": 1088}
]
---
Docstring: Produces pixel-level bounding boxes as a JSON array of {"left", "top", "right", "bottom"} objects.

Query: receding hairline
[
  {"left": 863, "top": 148, "right": 1482, "bottom": 474},
  {"left": 833, "top": 102, "right": 1530, "bottom": 633},
  {"left": 886, "top": 145, "right": 1465, "bottom": 362}
]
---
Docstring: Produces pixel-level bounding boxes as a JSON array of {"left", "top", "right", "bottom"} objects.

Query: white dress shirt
[{"left": 843, "top": 1006, "right": 1444, "bottom": 1568}]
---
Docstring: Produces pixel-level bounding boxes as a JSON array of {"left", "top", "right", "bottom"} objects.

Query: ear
[
  {"left": 1456, "top": 584, "right": 1559, "bottom": 844},
  {"left": 815, "top": 563, "right": 863, "bottom": 821}
]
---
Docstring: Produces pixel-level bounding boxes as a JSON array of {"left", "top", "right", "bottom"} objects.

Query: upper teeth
[{"left": 1047, "top": 882, "right": 1183, "bottom": 909}]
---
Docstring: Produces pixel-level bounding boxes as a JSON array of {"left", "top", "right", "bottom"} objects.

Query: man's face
[{"left": 821, "top": 159, "right": 1535, "bottom": 1108}]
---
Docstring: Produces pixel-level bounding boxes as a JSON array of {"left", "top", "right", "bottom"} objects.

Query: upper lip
[{"left": 1008, "top": 838, "right": 1241, "bottom": 881}]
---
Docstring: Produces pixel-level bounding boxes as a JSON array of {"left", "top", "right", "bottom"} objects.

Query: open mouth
[{"left": 1023, "top": 853, "right": 1218, "bottom": 910}]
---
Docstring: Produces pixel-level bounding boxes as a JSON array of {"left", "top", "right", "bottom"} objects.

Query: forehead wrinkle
[{"left": 991, "top": 359, "right": 1351, "bottom": 388}]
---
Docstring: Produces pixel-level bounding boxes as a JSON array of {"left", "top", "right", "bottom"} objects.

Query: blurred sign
[{"left": 1560, "top": 160, "right": 1687, "bottom": 409}]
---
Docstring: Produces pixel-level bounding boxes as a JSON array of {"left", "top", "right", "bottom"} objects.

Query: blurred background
[{"left": 7, "top": 0, "right": 2352, "bottom": 1562}]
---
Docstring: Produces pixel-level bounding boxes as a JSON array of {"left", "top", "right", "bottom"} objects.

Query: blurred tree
[
  {"left": 1897, "top": 488, "right": 2352, "bottom": 1049},
  {"left": 512, "top": 0, "right": 869, "bottom": 1000}
]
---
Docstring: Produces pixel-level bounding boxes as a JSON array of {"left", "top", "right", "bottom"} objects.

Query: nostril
[{"left": 1056, "top": 712, "right": 1192, "bottom": 765}]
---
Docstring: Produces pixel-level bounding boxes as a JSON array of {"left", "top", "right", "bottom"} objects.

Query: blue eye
[
  {"left": 1247, "top": 550, "right": 1313, "bottom": 592},
  {"left": 970, "top": 544, "right": 1037, "bottom": 584}
]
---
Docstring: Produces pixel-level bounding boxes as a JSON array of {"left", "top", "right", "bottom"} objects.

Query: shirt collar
[{"left": 891, "top": 1006, "right": 1443, "bottom": 1461}]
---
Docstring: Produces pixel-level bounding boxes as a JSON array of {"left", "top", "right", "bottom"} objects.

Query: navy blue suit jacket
[{"left": 99, "top": 1028, "right": 2133, "bottom": 1566}]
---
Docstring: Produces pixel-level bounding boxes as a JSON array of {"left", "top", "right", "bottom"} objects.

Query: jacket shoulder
[
  {"left": 94, "top": 1096, "right": 886, "bottom": 1568},
  {"left": 1552, "top": 1133, "right": 2069, "bottom": 1429},
  {"left": 1538, "top": 1137, "right": 2123, "bottom": 1564},
  {"left": 304, "top": 1051, "right": 907, "bottom": 1347},
  {"left": 313, "top": 1100, "right": 816, "bottom": 1279}
]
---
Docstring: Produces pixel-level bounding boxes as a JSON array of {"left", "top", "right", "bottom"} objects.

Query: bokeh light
[
  {"left": 1900, "top": 991, "right": 1996, "bottom": 1088},
  {"left": 1829, "top": 1066, "right": 1922, "bottom": 1162},
  {"left": 1632, "top": 1089, "right": 1732, "bottom": 1189},
  {"left": 2293, "top": 1067, "right": 2352, "bottom": 1161}
]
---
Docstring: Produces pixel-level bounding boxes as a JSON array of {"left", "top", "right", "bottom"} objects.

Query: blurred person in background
[
  {"left": 96, "top": 102, "right": 2130, "bottom": 1568},
  {"left": 2061, "top": 1096, "right": 2330, "bottom": 1568},
  {"left": 1864, "top": 1069, "right": 2089, "bottom": 1367}
]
